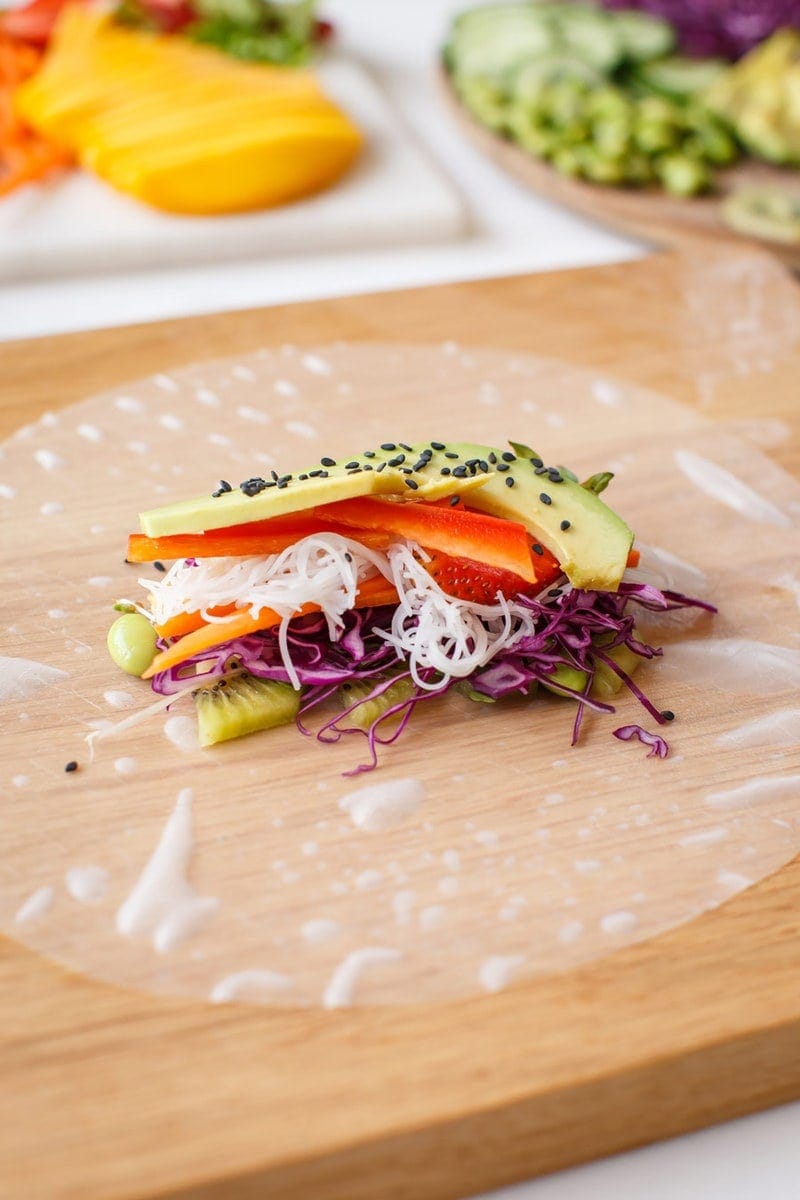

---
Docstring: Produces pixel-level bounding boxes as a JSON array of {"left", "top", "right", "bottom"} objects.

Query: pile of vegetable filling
[{"left": 103, "top": 439, "right": 715, "bottom": 773}]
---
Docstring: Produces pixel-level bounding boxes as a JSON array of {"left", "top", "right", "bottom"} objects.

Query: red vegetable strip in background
[
  {"left": 313, "top": 496, "right": 542, "bottom": 583},
  {"left": 0, "top": 0, "right": 78, "bottom": 45},
  {"left": 627, "top": 548, "right": 640, "bottom": 569}
]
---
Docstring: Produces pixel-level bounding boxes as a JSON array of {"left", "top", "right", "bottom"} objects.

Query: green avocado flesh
[{"left": 139, "top": 439, "right": 634, "bottom": 591}]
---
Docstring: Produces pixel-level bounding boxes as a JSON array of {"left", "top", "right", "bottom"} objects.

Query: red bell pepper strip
[
  {"left": 127, "top": 519, "right": 391, "bottom": 563},
  {"left": 312, "top": 496, "right": 545, "bottom": 583}
]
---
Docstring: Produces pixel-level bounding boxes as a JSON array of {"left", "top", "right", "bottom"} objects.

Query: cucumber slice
[
  {"left": 195, "top": 673, "right": 300, "bottom": 748},
  {"left": 612, "top": 9, "right": 675, "bottom": 63},
  {"left": 449, "top": 5, "right": 556, "bottom": 80},
  {"left": 514, "top": 53, "right": 602, "bottom": 103},
  {"left": 553, "top": 5, "right": 623, "bottom": 74},
  {"left": 721, "top": 187, "right": 800, "bottom": 245},
  {"left": 631, "top": 56, "right": 727, "bottom": 103}
]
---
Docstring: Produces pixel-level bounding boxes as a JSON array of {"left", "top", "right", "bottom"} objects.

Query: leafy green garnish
[
  {"left": 581, "top": 471, "right": 614, "bottom": 495},
  {"left": 509, "top": 439, "right": 539, "bottom": 460}
]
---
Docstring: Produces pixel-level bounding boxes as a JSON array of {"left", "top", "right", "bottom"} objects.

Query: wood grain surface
[
  {"left": 2, "top": 248, "right": 800, "bottom": 1200},
  {"left": 439, "top": 70, "right": 800, "bottom": 272}
]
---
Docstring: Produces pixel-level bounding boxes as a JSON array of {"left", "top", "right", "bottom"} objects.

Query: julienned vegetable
[{"left": 100, "top": 438, "right": 715, "bottom": 772}]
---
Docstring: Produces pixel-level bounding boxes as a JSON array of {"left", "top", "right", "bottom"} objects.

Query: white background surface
[{"left": 4, "top": 1, "right": 800, "bottom": 1195}]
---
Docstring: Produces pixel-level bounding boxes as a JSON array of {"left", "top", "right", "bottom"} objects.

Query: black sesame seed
[
  {"left": 380, "top": 443, "right": 396, "bottom": 452},
  {"left": 321, "top": 456, "right": 336, "bottom": 467},
  {"left": 270, "top": 470, "right": 279, "bottom": 482},
  {"left": 449, "top": 495, "right": 460, "bottom": 506},
  {"left": 344, "top": 552, "right": 353, "bottom": 562},
  {"left": 534, "top": 465, "right": 548, "bottom": 476},
  {"left": 431, "top": 441, "right": 445, "bottom": 451},
  {"left": 405, "top": 478, "right": 419, "bottom": 490},
  {"left": 530, "top": 456, "right": 544, "bottom": 468},
  {"left": 532, "top": 543, "right": 544, "bottom": 556},
  {"left": 277, "top": 480, "right": 288, "bottom": 489},
  {"left": 661, "top": 710, "right": 675, "bottom": 722},
  {"left": 264, "top": 481, "right": 276, "bottom": 488},
  {"left": 539, "top": 493, "right": 552, "bottom": 505},
  {"left": 488, "top": 451, "right": 498, "bottom": 464},
  {"left": 478, "top": 460, "right": 489, "bottom": 472},
  {"left": 445, "top": 451, "right": 459, "bottom": 460},
  {"left": 548, "top": 588, "right": 563, "bottom": 598},
  {"left": 496, "top": 462, "right": 509, "bottom": 473},
  {"left": 548, "top": 469, "right": 563, "bottom": 483},
  {"left": 345, "top": 460, "right": 360, "bottom": 470},
  {"left": 319, "top": 471, "right": 329, "bottom": 479},
  {"left": 388, "top": 454, "right": 405, "bottom": 467},
  {"left": 501, "top": 451, "right": 516, "bottom": 463},
  {"left": 280, "top": 475, "right": 292, "bottom": 483},
  {"left": 363, "top": 464, "right": 373, "bottom": 471},
  {"left": 452, "top": 465, "right": 468, "bottom": 478},
  {"left": 400, "top": 442, "right": 413, "bottom": 452},
  {"left": 347, "top": 467, "right": 362, "bottom": 474},
  {"left": 65, "top": 760, "right": 78, "bottom": 773},
  {"left": 363, "top": 450, "right": 376, "bottom": 459},
  {"left": 466, "top": 458, "right": 479, "bottom": 468},
  {"left": 412, "top": 460, "right": 427, "bottom": 472},
  {"left": 376, "top": 462, "right": 387, "bottom": 473},
  {"left": 153, "top": 561, "right": 166, "bottom": 572},
  {"left": 298, "top": 473, "right": 309, "bottom": 481},
  {"left": 560, "top": 519, "right": 571, "bottom": 531},
  {"left": 505, "top": 476, "right": 515, "bottom": 488},
  {"left": 309, "top": 469, "right": 323, "bottom": 478},
  {"left": 440, "top": 467, "right": 451, "bottom": 476}
]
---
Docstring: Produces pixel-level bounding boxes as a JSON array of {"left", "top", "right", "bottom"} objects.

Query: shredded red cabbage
[
  {"left": 613, "top": 724, "right": 670, "bottom": 758},
  {"left": 148, "top": 581, "right": 715, "bottom": 772},
  {"left": 601, "top": 0, "right": 800, "bottom": 59}
]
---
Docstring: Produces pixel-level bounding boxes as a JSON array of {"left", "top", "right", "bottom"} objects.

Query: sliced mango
[{"left": 15, "top": 8, "right": 362, "bottom": 214}]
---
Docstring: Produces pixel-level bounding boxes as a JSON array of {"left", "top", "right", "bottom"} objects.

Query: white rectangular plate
[{"left": 0, "top": 56, "right": 466, "bottom": 282}]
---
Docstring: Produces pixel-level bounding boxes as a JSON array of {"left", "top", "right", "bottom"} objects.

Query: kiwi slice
[
  {"left": 590, "top": 643, "right": 642, "bottom": 700},
  {"left": 195, "top": 673, "right": 300, "bottom": 748},
  {"left": 339, "top": 676, "right": 415, "bottom": 731},
  {"left": 721, "top": 187, "right": 800, "bottom": 246}
]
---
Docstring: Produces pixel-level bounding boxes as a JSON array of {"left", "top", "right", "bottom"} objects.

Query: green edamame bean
[
  {"left": 656, "top": 153, "right": 711, "bottom": 196},
  {"left": 107, "top": 613, "right": 158, "bottom": 676}
]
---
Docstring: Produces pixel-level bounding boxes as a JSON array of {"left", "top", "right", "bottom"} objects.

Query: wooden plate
[{"left": 440, "top": 69, "right": 800, "bottom": 270}]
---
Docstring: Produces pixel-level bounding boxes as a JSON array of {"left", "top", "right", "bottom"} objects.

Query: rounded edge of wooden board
[{"left": 438, "top": 67, "right": 800, "bottom": 271}]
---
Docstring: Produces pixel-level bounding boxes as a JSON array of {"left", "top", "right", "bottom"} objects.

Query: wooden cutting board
[
  {"left": 440, "top": 71, "right": 800, "bottom": 272},
  {"left": 2, "top": 247, "right": 800, "bottom": 1200}
]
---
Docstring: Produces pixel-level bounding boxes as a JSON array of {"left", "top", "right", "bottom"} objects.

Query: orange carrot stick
[{"left": 143, "top": 575, "right": 399, "bottom": 679}]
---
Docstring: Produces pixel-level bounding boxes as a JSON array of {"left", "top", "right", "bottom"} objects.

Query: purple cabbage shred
[
  {"left": 148, "top": 582, "right": 715, "bottom": 772},
  {"left": 601, "top": 0, "right": 800, "bottom": 59},
  {"left": 612, "top": 724, "right": 670, "bottom": 758}
]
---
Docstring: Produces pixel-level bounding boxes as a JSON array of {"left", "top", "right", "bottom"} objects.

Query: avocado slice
[
  {"left": 447, "top": 441, "right": 633, "bottom": 591},
  {"left": 139, "top": 439, "right": 633, "bottom": 591},
  {"left": 139, "top": 442, "right": 493, "bottom": 537}
]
